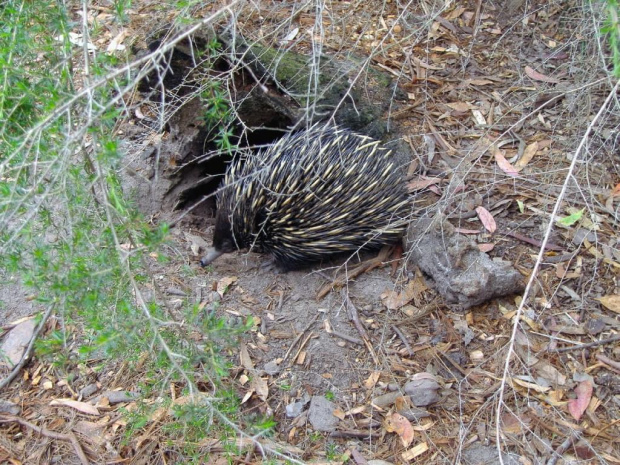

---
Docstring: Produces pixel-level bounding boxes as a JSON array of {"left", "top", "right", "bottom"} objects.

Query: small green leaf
[
  {"left": 517, "top": 199, "right": 525, "bottom": 214},
  {"left": 556, "top": 208, "right": 584, "bottom": 227}
]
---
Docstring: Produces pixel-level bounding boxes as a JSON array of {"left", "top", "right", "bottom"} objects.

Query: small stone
[
  {"left": 404, "top": 373, "right": 440, "bottom": 407},
  {"left": 308, "top": 396, "right": 339, "bottom": 432},
  {"left": 264, "top": 361, "right": 281, "bottom": 375},
  {"left": 285, "top": 401, "right": 306, "bottom": 418}
]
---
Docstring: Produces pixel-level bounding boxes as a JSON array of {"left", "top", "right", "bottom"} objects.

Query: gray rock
[
  {"left": 308, "top": 396, "right": 339, "bottom": 432},
  {"left": 406, "top": 215, "right": 524, "bottom": 310}
]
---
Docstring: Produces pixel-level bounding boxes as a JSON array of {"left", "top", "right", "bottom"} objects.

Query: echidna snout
[{"left": 201, "top": 124, "right": 410, "bottom": 269}]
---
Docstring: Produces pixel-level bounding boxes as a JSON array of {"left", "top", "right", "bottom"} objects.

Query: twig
[
  {"left": 281, "top": 313, "right": 320, "bottom": 365},
  {"left": 546, "top": 430, "right": 580, "bottom": 465},
  {"left": 391, "top": 325, "right": 414, "bottom": 356},
  {"left": 0, "top": 304, "right": 55, "bottom": 390},
  {"left": 553, "top": 334, "right": 620, "bottom": 353},
  {"left": 330, "top": 330, "right": 364, "bottom": 346},
  {"left": 595, "top": 353, "right": 620, "bottom": 373},
  {"left": 342, "top": 290, "right": 379, "bottom": 365},
  {"left": 495, "top": 79, "right": 620, "bottom": 465},
  {"left": 0, "top": 415, "right": 89, "bottom": 465}
]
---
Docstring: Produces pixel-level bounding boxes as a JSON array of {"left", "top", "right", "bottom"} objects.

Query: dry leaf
[
  {"left": 515, "top": 141, "right": 539, "bottom": 169},
  {"left": 568, "top": 380, "right": 593, "bottom": 421},
  {"left": 493, "top": 146, "right": 519, "bottom": 176},
  {"left": 239, "top": 343, "right": 254, "bottom": 371},
  {"left": 478, "top": 243, "right": 495, "bottom": 253},
  {"left": 446, "top": 101, "right": 475, "bottom": 112},
  {"left": 216, "top": 276, "right": 237, "bottom": 297},
  {"left": 471, "top": 109, "right": 486, "bottom": 125},
  {"left": 402, "top": 442, "right": 429, "bottom": 461},
  {"left": 475, "top": 206, "right": 497, "bottom": 233},
  {"left": 525, "top": 66, "right": 560, "bottom": 84},
  {"left": 384, "top": 412, "right": 414, "bottom": 447},
  {"left": 50, "top": 399, "right": 100, "bottom": 415},
  {"left": 251, "top": 376, "right": 269, "bottom": 402},
  {"left": 597, "top": 295, "right": 620, "bottom": 313},
  {"left": 406, "top": 176, "right": 441, "bottom": 192},
  {"left": 363, "top": 371, "right": 381, "bottom": 390},
  {"left": 455, "top": 227, "right": 481, "bottom": 234}
]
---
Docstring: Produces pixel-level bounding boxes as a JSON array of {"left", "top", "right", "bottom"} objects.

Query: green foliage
[
  {"left": 0, "top": 0, "right": 248, "bottom": 460},
  {"left": 603, "top": 0, "right": 620, "bottom": 77}
]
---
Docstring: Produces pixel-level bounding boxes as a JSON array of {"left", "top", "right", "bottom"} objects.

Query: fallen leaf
[
  {"left": 556, "top": 208, "right": 584, "bottom": 227},
  {"left": 515, "top": 141, "right": 539, "bottom": 169},
  {"left": 363, "top": 371, "right": 381, "bottom": 390},
  {"left": 475, "top": 206, "right": 497, "bottom": 233},
  {"left": 454, "top": 228, "right": 481, "bottom": 234},
  {"left": 471, "top": 109, "right": 486, "bottom": 125},
  {"left": 611, "top": 183, "right": 620, "bottom": 197},
  {"left": 597, "top": 295, "right": 620, "bottom": 314},
  {"left": 568, "top": 380, "right": 593, "bottom": 421},
  {"left": 251, "top": 376, "right": 269, "bottom": 402},
  {"left": 50, "top": 399, "right": 100, "bottom": 415},
  {"left": 446, "top": 101, "right": 476, "bottom": 112},
  {"left": 525, "top": 66, "right": 560, "bottom": 84},
  {"left": 401, "top": 442, "right": 429, "bottom": 461},
  {"left": 216, "top": 276, "right": 237, "bottom": 297},
  {"left": 493, "top": 146, "right": 519, "bottom": 176},
  {"left": 406, "top": 176, "right": 441, "bottom": 192},
  {"left": 478, "top": 243, "right": 495, "bottom": 253},
  {"left": 384, "top": 412, "right": 414, "bottom": 447}
]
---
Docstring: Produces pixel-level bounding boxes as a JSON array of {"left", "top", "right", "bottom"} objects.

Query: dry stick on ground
[
  {"left": 546, "top": 430, "right": 581, "bottom": 465},
  {"left": 391, "top": 325, "right": 414, "bottom": 357},
  {"left": 495, "top": 80, "right": 620, "bottom": 465},
  {"left": 281, "top": 313, "right": 320, "bottom": 365},
  {"left": 595, "top": 353, "right": 620, "bottom": 374},
  {"left": 342, "top": 290, "right": 379, "bottom": 365},
  {"left": 0, "top": 304, "right": 55, "bottom": 391},
  {"left": 0, "top": 415, "right": 89, "bottom": 465},
  {"left": 553, "top": 334, "right": 620, "bottom": 353},
  {"left": 316, "top": 246, "right": 393, "bottom": 299}
]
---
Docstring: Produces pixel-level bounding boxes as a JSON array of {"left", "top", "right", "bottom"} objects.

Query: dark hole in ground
[{"left": 137, "top": 36, "right": 300, "bottom": 233}]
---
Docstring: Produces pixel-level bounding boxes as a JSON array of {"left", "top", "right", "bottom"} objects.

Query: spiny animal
[{"left": 200, "top": 124, "right": 410, "bottom": 270}]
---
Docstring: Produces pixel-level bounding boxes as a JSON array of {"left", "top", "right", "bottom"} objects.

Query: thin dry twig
[
  {"left": 342, "top": 290, "right": 379, "bottom": 365},
  {"left": 496, "top": 79, "right": 620, "bottom": 465},
  {"left": 553, "top": 334, "right": 620, "bottom": 353},
  {"left": 0, "top": 415, "right": 90, "bottom": 465}
]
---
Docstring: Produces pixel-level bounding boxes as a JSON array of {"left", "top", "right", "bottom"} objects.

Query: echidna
[{"left": 200, "top": 124, "right": 410, "bottom": 270}]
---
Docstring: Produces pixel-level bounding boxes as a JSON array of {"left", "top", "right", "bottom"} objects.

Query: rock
[
  {"left": 308, "top": 396, "right": 339, "bottom": 432},
  {"left": 404, "top": 373, "right": 440, "bottom": 407},
  {"left": 406, "top": 215, "right": 524, "bottom": 310}
]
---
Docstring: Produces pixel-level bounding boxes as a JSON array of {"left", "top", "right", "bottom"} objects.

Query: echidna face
[{"left": 212, "top": 210, "right": 236, "bottom": 253}]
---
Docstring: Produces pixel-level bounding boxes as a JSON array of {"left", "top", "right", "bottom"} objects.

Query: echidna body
[{"left": 201, "top": 125, "right": 410, "bottom": 269}]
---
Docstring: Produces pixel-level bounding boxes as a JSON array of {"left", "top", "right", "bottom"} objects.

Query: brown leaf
[
  {"left": 478, "top": 243, "right": 495, "bottom": 253},
  {"left": 524, "top": 66, "right": 560, "bottom": 84},
  {"left": 597, "top": 295, "right": 620, "bottom": 314},
  {"left": 493, "top": 146, "right": 519, "bottom": 176},
  {"left": 568, "top": 380, "right": 593, "bottom": 421},
  {"left": 50, "top": 399, "right": 100, "bottom": 415},
  {"left": 216, "top": 276, "right": 237, "bottom": 297},
  {"left": 475, "top": 206, "right": 497, "bottom": 233},
  {"left": 406, "top": 176, "right": 441, "bottom": 192},
  {"left": 363, "top": 371, "right": 381, "bottom": 390},
  {"left": 611, "top": 183, "right": 620, "bottom": 197},
  {"left": 446, "top": 101, "right": 475, "bottom": 112},
  {"left": 384, "top": 412, "right": 414, "bottom": 447},
  {"left": 515, "top": 141, "right": 539, "bottom": 169},
  {"left": 251, "top": 376, "right": 269, "bottom": 402}
]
